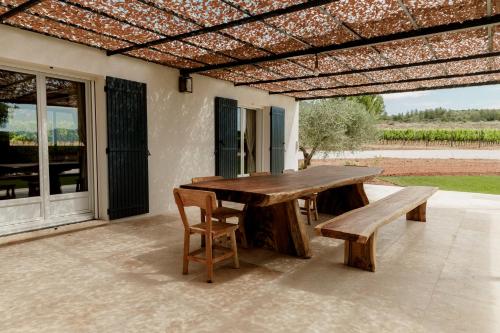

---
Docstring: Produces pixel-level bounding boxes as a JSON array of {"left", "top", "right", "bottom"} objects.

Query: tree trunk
[{"left": 299, "top": 146, "right": 316, "bottom": 169}]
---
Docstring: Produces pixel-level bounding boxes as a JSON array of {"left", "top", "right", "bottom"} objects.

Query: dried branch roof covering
[
  {"left": 0, "top": 0, "right": 499, "bottom": 100},
  {"left": 0, "top": 68, "right": 84, "bottom": 106}
]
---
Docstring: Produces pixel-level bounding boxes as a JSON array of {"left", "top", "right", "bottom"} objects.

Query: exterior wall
[{"left": 0, "top": 25, "right": 299, "bottom": 218}]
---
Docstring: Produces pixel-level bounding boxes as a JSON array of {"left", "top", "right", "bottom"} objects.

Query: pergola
[{"left": 1, "top": 0, "right": 499, "bottom": 100}]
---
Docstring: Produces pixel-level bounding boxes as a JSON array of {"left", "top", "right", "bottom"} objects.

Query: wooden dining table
[{"left": 181, "top": 165, "right": 383, "bottom": 258}]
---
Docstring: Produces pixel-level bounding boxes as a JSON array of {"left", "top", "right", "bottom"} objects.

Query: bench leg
[
  {"left": 406, "top": 202, "right": 427, "bottom": 222},
  {"left": 344, "top": 231, "right": 377, "bottom": 272}
]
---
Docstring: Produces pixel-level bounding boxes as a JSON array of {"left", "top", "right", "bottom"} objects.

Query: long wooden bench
[{"left": 315, "top": 186, "right": 437, "bottom": 272}]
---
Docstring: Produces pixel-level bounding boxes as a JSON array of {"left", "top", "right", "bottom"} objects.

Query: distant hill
[{"left": 382, "top": 108, "right": 500, "bottom": 122}]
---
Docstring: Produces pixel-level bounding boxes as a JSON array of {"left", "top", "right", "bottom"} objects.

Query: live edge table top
[{"left": 180, "top": 165, "right": 383, "bottom": 207}]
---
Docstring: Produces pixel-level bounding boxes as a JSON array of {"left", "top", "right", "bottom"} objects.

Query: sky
[{"left": 382, "top": 84, "right": 500, "bottom": 115}]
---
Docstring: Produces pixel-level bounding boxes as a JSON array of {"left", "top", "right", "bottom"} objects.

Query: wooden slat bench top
[{"left": 315, "top": 186, "right": 438, "bottom": 244}]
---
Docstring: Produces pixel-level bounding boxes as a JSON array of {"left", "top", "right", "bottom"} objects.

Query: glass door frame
[{"left": 0, "top": 63, "right": 96, "bottom": 235}]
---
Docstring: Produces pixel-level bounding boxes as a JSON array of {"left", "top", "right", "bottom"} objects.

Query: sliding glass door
[{"left": 0, "top": 67, "right": 94, "bottom": 235}]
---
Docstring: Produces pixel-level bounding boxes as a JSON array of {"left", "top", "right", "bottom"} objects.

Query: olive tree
[
  {"left": 347, "top": 95, "right": 385, "bottom": 117},
  {"left": 299, "top": 98, "right": 378, "bottom": 169}
]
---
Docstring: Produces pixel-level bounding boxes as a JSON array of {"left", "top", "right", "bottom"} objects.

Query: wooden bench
[{"left": 315, "top": 186, "right": 437, "bottom": 272}]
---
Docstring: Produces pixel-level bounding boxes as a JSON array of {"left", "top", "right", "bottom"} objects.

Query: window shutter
[
  {"left": 270, "top": 106, "right": 285, "bottom": 174},
  {"left": 215, "top": 97, "right": 238, "bottom": 178},
  {"left": 106, "top": 77, "right": 149, "bottom": 220}
]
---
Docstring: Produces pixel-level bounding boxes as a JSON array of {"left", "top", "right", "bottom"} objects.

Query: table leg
[
  {"left": 316, "top": 183, "right": 369, "bottom": 216},
  {"left": 245, "top": 199, "right": 311, "bottom": 258}
]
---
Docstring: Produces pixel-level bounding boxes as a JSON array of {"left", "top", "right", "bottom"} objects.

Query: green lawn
[{"left": 379, "top": 176, "right": 500, "bottom": 195}]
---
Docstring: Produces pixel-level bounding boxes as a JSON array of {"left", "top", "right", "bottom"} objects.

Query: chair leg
[
  {"left": 199, "top": 209, "right": 207, "bottom": 247},
  {"left": 182, "top": 231, "right": 190, "bottom": 275},
  {"left": 305, "top": 199, "right": 312, "bottom": 225},
  {"left": 313, "top": 196, "right": 319, "bottom": 221},
  {"left": 230, "top": 230, "right": 239, "bottom": 269},
  {"left": 205, "top": 233, "right": 214, "bottom": 283},
  {"left": 237, "top": 215, "right": 248, "bottom": 248}
]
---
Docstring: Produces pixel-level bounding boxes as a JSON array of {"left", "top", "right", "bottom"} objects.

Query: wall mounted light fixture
[{"left": 179, "top": 74, "right": 193, "bottom": 93}]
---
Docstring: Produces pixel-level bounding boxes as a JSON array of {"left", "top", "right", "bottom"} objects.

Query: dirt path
[{"left": 311, "top": 158, "right": 500, "bottom": 176}]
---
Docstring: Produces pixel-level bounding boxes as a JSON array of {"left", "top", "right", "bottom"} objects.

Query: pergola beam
[
  {"left": 295, "top": 80, "right": 500, "bottom": 101},
  {"left": 183, "top": 14, "right": 500, "bottom": 75},
  {"left": 107, "top": 0, "right": 337, "bottom": 56},
  {"left": 236, "top": 51, "right": 500, "bottom": 86},
  {"left": 269, "top": 69, "right": 500, "bottom": 94},
  {"left": 0, "top": 0, "right": 42, "bottom": 22}
]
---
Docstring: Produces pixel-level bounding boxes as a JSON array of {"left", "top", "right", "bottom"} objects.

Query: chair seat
[
  {"left": 190, "top": 221, "right": 238, "bottom": 235},
  {"left": 212, "top": 206, "right": 244, "bottom": 218}
]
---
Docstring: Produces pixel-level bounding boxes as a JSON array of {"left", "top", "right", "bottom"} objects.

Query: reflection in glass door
[
  {"left": 46, "top": 77, "right": 88, "bottom": 195},
  {"left": 0, "top": 69, "right": 40, "bottom": 200},
  {"left": 0, "top": 67, "right": 94, "bottom": 235}
]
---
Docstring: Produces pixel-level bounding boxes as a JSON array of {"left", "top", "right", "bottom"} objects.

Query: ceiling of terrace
[{"left": 1, "top": 0, "right": 499, "bottom": 100}]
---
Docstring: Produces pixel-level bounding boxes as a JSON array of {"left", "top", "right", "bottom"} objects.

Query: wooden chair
[
  {"left": 301, "top": 193, "right": 319, "bottom": 225},
  {"left": 249, "top": 171, "right": 271, "bottom": 176},
  {"left": 173, "top": 188, "right": 239, "bottom": 283},
  {"left": 192, "top": 176, "right": 247, "bottom": 248},
  {"left": 282, "top": 169, "right": 318, "bottom": 225}
]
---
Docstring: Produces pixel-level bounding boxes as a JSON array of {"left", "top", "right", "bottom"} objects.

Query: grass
[{"left": 379, "top": 175, "right": 500, "bottom": 195}]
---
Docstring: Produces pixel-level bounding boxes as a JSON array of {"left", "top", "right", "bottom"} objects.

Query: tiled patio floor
[{"left": 1, "top": 185, "right": 500, "bottom": 332}]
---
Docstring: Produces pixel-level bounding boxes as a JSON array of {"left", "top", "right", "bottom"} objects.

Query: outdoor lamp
[{"left": 179, "top": 74, "right": 193, "bottom": 93}]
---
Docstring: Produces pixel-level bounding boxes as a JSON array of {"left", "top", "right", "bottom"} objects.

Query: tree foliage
[
  {"left": 382, "top": 108, "right": 500, "bottom": 122},
  {"left": 346, "top": 95, "right": 385, "bottom": 117},
  {"left": 299, "top": 99, "right": 378, "bottom": 168}
]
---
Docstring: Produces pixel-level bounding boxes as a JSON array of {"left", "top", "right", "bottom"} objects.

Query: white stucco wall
[{"left": 0, "top": 25, "right": 299, "bottom": 219}]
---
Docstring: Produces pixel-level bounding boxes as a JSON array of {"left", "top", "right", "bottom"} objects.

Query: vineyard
[{"left": 380, "top": 128, "right": 500, "bottom": 146}]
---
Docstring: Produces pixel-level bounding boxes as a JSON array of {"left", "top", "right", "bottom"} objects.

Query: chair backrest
[
  {"left": 283, "top": 169, "right": 296, "bottom": 174},
  {"left": 191, "top": 175, "right": 224, "bottom": 184},
  {"left": 173, "top": 188, "right": 217, "bottom": 230},
  {"left": 249, "top": 171, "right": 271, "bottom": 177}
]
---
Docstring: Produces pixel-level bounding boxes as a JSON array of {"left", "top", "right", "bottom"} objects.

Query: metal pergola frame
[
  {"left": 0, "top": 0, "right": 499, "bottom": 100},
  {"left": 180, "top": 14, "right": 500, "bottom": 75},
  {"left": 295, "top": 80, "right": 500, "bottom": 101},
  {"left": 268, "top": 69, "right": 500, "bottom": 95},
  {"left": 0, "top": 0, "right": 41, "bottom": 21},
  {"left": 235, "top": 52, "right": 500, "bottom": 86},
  {"left": 107, "top": 0, "right": 337, "bottom": 56}
]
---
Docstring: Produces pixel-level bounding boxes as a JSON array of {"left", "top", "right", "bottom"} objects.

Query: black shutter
[
  {"left": 270, "top": 106, "right": 285, "bottom": 174},
  {"left": 215, "top": 97, "right": 238, "bottom": 178},
  {"left": 106, "top": 77, "right": 149, "bottom": 220}
]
